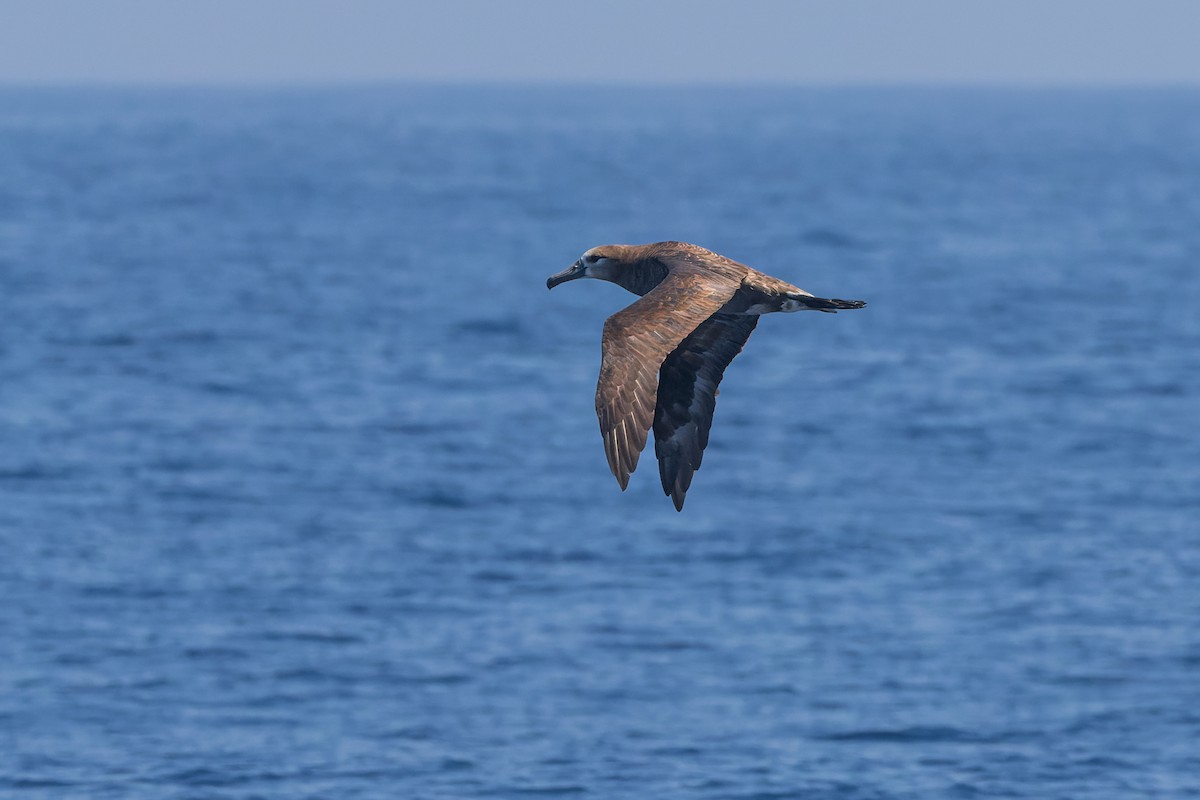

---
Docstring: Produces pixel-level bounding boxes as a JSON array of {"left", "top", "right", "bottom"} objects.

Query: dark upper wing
[
  {"left": 653, "top": 313, "right": 758, "bottom": 511},
  {"left": 596, "top": 269, "right": 740, "bottom": 490}
]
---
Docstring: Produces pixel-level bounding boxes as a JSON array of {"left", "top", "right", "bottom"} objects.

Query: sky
[{"left": 2, "top": 0, "right": 1199, "bottom": 86}]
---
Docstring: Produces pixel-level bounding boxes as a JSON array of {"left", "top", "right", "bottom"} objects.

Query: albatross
[{"left": 547, "top": 241, "right": 865, "bottom": 511}]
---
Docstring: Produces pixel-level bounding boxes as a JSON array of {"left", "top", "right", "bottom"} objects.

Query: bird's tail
[{"left": 789, "top": 293, "right": 867, "bottom": 313}]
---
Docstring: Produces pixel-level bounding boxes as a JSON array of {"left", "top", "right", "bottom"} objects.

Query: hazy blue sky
[{"left": 3, "top": 0, "right": 1199, "bottom": 85}]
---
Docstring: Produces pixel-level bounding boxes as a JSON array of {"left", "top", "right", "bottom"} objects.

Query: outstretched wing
[
  {"left": 653, "top": 313, "right": 758, "bottom": 511},
  {"left": 596, "top": 270, "right": 740, "bottom": 490}
]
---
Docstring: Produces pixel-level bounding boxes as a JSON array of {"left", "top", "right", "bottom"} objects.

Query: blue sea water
[{"left": 1, "top": 86, "right": 1198, "bottom": 799}]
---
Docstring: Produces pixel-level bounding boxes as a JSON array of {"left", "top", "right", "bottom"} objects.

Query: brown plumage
[{"left": 547, "top": 241, "right": 865, "bottom": 510}]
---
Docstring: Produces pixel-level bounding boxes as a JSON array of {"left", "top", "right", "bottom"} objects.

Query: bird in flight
[{"left": 547, "top": 241, "right": 865, "bottom": 511}]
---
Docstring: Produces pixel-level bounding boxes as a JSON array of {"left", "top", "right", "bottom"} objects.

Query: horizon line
[{"left": 1, "top": 78, "right": 1199, "bottom": 92}]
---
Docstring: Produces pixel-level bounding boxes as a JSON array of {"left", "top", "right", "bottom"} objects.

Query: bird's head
[{"left": 546, "top": 245, "right": 630, "bottom": 289}]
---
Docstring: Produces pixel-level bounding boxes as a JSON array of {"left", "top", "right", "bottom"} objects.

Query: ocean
[{"left": 1, "top": 86, "right": 1198, "bottom": 798}]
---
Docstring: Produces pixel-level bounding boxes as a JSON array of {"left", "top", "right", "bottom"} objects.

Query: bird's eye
[{"left": 585, "top": 255, "right": 599, "bottom": 264}]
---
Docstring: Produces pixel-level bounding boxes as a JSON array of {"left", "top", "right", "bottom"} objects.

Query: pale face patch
[{"left": 580, "top": 250, "right": 613, "bottom": 280}]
